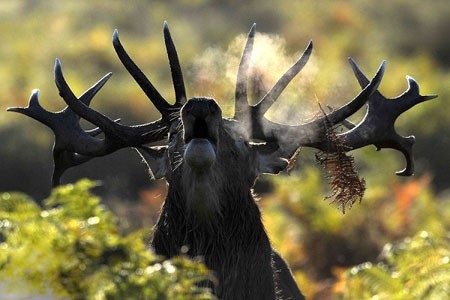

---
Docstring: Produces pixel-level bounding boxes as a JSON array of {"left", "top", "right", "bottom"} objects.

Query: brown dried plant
[{"left": 315, "top": 105, "right": 366, "bottom": 214}]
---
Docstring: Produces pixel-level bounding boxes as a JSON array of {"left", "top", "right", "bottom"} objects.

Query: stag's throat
[{"left": 182, "top": 166, "right": 223, "bottom": 224}]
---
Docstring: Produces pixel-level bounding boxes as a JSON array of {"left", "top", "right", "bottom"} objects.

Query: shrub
[
  {"left": 0, "top": 180, "right": 214, "bottom": 300},
  {"left": 342, "top": 231, "right": 450, "bottom": 299}
]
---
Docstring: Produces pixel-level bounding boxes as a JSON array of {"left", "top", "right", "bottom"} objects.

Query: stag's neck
[
  {"left": 154, "top": 161, "right": 271, "bottom": 250},
  {"left": 152, "top": 150, "right": 276, "bottom": 299},
  {"left": 181, "top": 166, "right": 224, "bottom": 224},
  {"left": 152, "top": 183, "right": 276, "bottom": 300}
]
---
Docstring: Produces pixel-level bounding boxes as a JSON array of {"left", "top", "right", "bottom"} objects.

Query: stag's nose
[{"left": 183, "top": 98, "right": 220, "bottom": 118}]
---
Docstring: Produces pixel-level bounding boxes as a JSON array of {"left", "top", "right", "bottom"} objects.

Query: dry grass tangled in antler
[{"left": 315, "top": 107, "right": 366, "bottom": 214}]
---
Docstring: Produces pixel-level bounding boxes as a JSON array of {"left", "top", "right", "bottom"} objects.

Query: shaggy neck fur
[
  {"left": 182, "top": 166, "right": 223, "bottom": 227},
  {"left": 152, "top": 132, "right": 278, "bottom": 300}
]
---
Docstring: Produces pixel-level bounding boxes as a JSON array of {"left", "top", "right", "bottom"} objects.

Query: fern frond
[
  {"left": 315, "top": 105, "right": 365, "bottom": 214},
  {"left": 344, "top": 232, "right": 450, "bottom": 299}
]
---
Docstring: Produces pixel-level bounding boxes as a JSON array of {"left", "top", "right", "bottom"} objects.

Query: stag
[{"left": 8, "top": 22, "right": 436, "bottom": 300}]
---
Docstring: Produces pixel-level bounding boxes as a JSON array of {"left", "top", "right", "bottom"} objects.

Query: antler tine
[
  {"left": 256, "top": 40, "right": 313, "bottom": 116},
  {"left": 163, "top": 21, "right": 187, "bottom": 106},
  {"left": 112, "top": 29, "right": 172, "bottom": 121},
  {"left": 54, "top": 59, "right": 123, "bottom": 135},
  {"left": 322, "top": 60, "right": 385, "bottom": 125},
  {"left": 7, "top": 90, "right": 55, "bottom": 127},
  {"left": 402, "top": 76, "right": 438, "bottom": 103},
  {"left": 234, "top": 23, "right": 256, "bottom": 120},
  {"left": 348, "top": 57, "right": 370, "bottom": 87},
  {"left": 79, "top": 72, "right": 112, "bottom": 106}
]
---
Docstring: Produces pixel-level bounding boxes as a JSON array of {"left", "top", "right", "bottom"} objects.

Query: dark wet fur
[{"left": 152, "top": 131, "right": 278, "bottom": 299}]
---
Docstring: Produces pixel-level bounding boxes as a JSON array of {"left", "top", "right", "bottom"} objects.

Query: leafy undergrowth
[
  {"left": 0, "top": 180, "right": 214, "bottom": 300},
  {"left": 1, "top": 174, "right": 449, "bottom": 299},
  {"left": 262, "top": 167, "right": 450, "bottom": 299},
  {"left": 342, "top": 231, "right": 450, "bottom": 299}
]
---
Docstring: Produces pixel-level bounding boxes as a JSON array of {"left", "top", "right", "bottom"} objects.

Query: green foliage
[
  {"left": 262, "top": 165, "right": 450, "bottom": 297},
  {"left": 0, "top": 180, "right": 214, "bottom": 300},
  {"left": 343, "top": 232, "right": 450, "bottom": 299}
]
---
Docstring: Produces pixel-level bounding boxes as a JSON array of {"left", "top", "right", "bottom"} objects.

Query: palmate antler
[
  {"left": 227, "top": 24, "right": 436, "bottom": 211},
  {"left": 8, "top": 22, "right": 184, "bottom": 186},
  {"left": 230, "top": 24, "right": 437, "bottom": 175}
]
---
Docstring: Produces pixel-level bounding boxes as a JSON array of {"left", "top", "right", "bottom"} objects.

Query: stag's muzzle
[{"left": 181, "top": 98, "right": 222, "bottom": 171}]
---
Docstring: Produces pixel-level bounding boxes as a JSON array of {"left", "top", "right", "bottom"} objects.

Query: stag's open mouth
[
  {"left": 181, "top": 98, "right": 221, "bottom": 171},
  {"left": 184, "top": 117, "right": 218, "bottom": 146}
]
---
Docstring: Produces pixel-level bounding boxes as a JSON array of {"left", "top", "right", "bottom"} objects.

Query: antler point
[
  {"left": 406, "top": 75, "right": 418, "bottom": 85},
  {"left": 249, "top": 23, "right": 256, "bottom": 37},
  {"left": 6, "top": 107, "right": 20, "bottom": 112},
  {"left": 425, "top": 94, "right": 438, "bottom": 100},
  {"left": 112, "top": 28, "right": 119, "bottom": 40},
  {"left": 396, "top": 169, "right": 413, "bottom": 176},
  {"left": 29, "top": 89, "right": 41, "bottom": 106},
  {"left": 374, "top": 60, "right": 386, "bottom": 82},
  {"left": 305, "top": 40, "right": 313, "bottom": 53},
  {"left": 163, "top": 21, "right": 170, "bottom": 33},
  {"left": 54, "top": 58, "right": 63, "bottom": 75},
  {"left": 403, "top": 76, "right": 438, "bottom": 101}
]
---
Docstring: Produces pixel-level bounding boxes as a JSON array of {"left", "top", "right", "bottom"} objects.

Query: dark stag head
[{"left": 8, "top": 22, "right": 437, "bottom": 212}]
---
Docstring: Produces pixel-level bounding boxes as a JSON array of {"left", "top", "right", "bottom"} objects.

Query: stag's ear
[
  {"left": 135, "top": 146, "right": 169, "bottom": 179},
  {"left": 252, "top": 143, "right": 289, "bottom": 175}
]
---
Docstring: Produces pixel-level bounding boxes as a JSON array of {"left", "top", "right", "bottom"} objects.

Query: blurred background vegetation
[{"left": 1, "top": 0, "right": 449, "bottom": 299}]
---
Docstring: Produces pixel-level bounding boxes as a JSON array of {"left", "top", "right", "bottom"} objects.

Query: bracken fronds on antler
[
  {"left": 315, "top": 106, "right": 365, "bottom": 214},
  {"left": 287, "top": 147, "right": 302, "bottom": 175}
]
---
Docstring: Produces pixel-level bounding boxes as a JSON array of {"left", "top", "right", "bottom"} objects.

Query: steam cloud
[{"left": 189, "top": 32, "right": 322, "bottom": 125}]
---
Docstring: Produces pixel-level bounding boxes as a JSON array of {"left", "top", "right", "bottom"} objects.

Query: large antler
[
  {"left": 7, "top": 22, "right": 186, "bottom": 186},
  {"left": 112, "top": 21, "right": 186, "bottom": 121},
  {"left": 231, "top": 24, "right": 437, "bottom": 176},
  {"left": 343, "top": 58, "right": 438, "bottom": 175}
]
